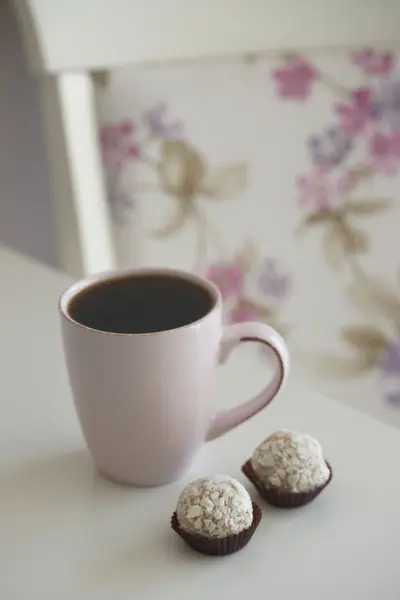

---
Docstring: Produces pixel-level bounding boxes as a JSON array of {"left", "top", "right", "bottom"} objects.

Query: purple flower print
[
  {"left": 143, "top": 103, "right": 183, "bottom": 140},
  {"left": 336, "top": 80, "right": 400, "bottom": 138},
  {"left": 351, "top": 48, "right": 395, "bottom": 76},
  {"left": 273, "top": 58, "right": 318, "bottom": 100},
  {"left": 380, "top": 341, "right": 400, "bottom": 377},
  {"left": 380, "top": 340, "right": 400, "bottom": 407},
  {"left": 385, "top": 392, "right": 400, "bottom": 407},
  {"left": 336, "top": 88, "right": 379, "bottom": 135},
  {"left": 206, "top": 262, "right": 244, "bottom": 300},
  {"left": 100, "top": 121, "right": 140, "bottom": 173},
  {"left": 107, "top": 190, "right": 135, "bottom": 225},
  {"left": 207, "top": 255, "right": 289, "bottom": 331},
  {"left": 378, "top": 80, "right": 400, "bottom": 132},
  {"left": 308, "top": 126, "right": 353, "bottom": 169},
  {"left": 258, "top": 259, "right": 291, "bottom": 299}
]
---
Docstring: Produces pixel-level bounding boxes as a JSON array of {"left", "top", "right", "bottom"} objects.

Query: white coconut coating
[
  {"left": 176, "top": 475, "right": 253, "bottom": 538},
  {"left": 251, "top": 431, "right": 330, "bottom": 493}
]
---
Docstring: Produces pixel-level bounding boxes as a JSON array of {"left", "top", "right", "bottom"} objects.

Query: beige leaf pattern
[
  {"left": 323, "top": 219, "right": 369, "bottom": 268},
  {"left": 241, "top": 298, "right": 274, "bottom": 321},
  {"left": 243, "top": 53, "right": 260, "bottom": 65},
  {"left": 159, "top": 140, "right": 206, "bottom": 197},
  {"left": 348, "top": 275, "right": 400, "bottom": 324},
  {"left": 281, "top": 52, "right": 301, "bottom": 62},
  {"left": 233, "top": 239, "right": 258, "bottom": 273},
  {"left": 340, "top": 223, "right": 369, "bottom": 255},
  {"left": 151, "top": 199, "right": 194, "bottom": 238},
  {"left": 345, "top": 164, "right": 375, "bottom": 191},
  {"left": 341, "top": 325, "right": 389, "bottom": 349},
  {"left": 295, "top": 211, "right": 333, "bottom": 237},
  {"left": 315, "top": 326, "right": 389, "bottom": 377},
  {"left": 322, "top": 223, "right": 346, "bottom": 268},
  {"left": 340, "top": 325, "right": 389, "bottom": 371},
  {"left": 143, "top": 136, "right": 249, "bottom": 268},
  {"left": 202, "top": 164, "right": 248, "bottom": 200},
  {"left": 344, "top": 198, "right": 392, "bottom": 216},
  {"left": 314, "top": 353, "right": 384, "bottom": 377},
  {"left": 99, "top": 101, "right": 248, "bottom": 272}
]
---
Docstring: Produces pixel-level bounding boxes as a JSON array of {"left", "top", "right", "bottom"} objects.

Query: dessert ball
[
  {"left": 176, "top": 474, "right": 253, "bottom": 539},
  {"left": 251, "top": 430, "right": 330, "bottom": 493}
]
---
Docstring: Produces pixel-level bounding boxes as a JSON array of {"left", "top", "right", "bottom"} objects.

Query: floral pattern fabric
[{"left": 96, "top": 48, "right": 400, "bottom": 429}]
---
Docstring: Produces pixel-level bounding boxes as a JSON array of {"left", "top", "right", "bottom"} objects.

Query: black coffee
[{"left": 68, "top": 274, "right": 215, "bottom": 334}]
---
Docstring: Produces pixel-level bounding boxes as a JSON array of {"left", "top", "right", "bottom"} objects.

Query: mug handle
[{"left": 206, "top": 321, "right": 290, "bottom": 441}]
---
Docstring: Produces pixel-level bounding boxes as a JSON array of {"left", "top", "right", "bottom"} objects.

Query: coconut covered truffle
[
  {"left": 176, "top": 475, "right": 253, "bottom": 539},
  {"left": 251, "top": 430, "right": 330, "bottom": 493}
]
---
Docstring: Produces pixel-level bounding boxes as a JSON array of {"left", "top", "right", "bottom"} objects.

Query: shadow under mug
[{"left": 59, "top": 267, "right": 290, "bottom": 486}]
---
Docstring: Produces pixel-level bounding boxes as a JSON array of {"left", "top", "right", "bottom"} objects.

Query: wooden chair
[{"left": 12, "top": 0, "right": 400, "bottom": 277}]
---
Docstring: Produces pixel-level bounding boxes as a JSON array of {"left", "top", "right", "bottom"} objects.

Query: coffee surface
[{"left": 68, "top": 274, "right": 214, "bottom": 333}]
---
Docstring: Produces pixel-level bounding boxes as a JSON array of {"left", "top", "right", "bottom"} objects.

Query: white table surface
[{"left": 1, "top": 245, "right": 400, "bottom": 599}]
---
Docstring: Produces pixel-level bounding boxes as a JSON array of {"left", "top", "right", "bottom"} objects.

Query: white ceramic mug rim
[{"left": 59, "top": 267, "right": 222, "bottom": 337}]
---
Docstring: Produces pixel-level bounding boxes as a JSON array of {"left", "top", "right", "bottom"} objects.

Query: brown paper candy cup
[
  {"left": 171, "top": 501, "right": 262, "bottom": 556},
  {"left": 242, "top": 459, "right": 333, "bottom": 509}
]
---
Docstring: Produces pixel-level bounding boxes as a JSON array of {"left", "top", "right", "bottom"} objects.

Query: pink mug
[{"left": 60, "top": 267, "right": 289, "bottom": 486}]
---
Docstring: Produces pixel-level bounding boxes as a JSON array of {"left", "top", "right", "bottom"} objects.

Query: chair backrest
[
  {"left": 14, "top": 0, "right": 400, "bottom": 73},
  {"left": 12, "top": 1, "right": 400, "bottom": 430},
  {"left": 13, "top": 0, "right": 400, "bottom": 276}
]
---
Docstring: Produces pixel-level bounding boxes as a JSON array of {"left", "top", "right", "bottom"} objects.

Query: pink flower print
[
  {"left": 229, "top": 301, "right": 261, "bottom": 324},
  {"left": 273, "top": 58, "right": 318, "bottom": 100},
  {"left": 206, "top": 263, "right": 244, "bottom": 300},
  {"left": 100, "top": 120, "right": 140, "bottom": 173},
  {"left": 351, "top": 48, "right": 395, "bottom": 76},
  {"left": 370, "top": 131, "right": 400, "bottom": 175},
  {"left": 297, "top": 170, "right": 329, "bottom": 210},
  {"left": 336, "top": 88, "right": 378, "bottom": 134},
  {"left": 297, "top": 169, "right": 351, "bottom": 211}
]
